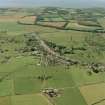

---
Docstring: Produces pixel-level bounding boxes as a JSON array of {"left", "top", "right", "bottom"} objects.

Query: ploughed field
[{"left": 0, "top": 7, "right": 105, "bottom": 105}]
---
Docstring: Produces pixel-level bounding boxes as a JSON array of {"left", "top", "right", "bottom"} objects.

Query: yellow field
[
  {"left": 37, "top": 22, "right": 66, "bottom": 28},
  {"left": 79, "top": 83, "right": 105, "bottom": 105},
  {"left": 19, "top": 16, "right": 37, "bottom": 24},
  {"left": 0, "top": 16, "right": 22, "bottom": 22},
  {"left": 0, "top": 93, "right": 52, "bottom": 105},
  {"left": 66, "top": 22, "right": 97, "bottom": 30},
  {"left": 0, "top": 96, "right": 11, "bottom": 105},
  {"left": 11, "top": 93, "right": 52, "bottom": 105},
  {"left": 96, "top": 101, "right": 105, "bottom": 105}
]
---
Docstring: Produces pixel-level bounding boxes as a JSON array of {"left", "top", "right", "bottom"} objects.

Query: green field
[
  {"left": 11, "top": 94, "right": 52, "bottom": 105},
  {"left": 54, "top": 88, "right": 87, "bottom": 105},
  {"left": 66, "top": 22, "right": 102, "bottom": 31}
]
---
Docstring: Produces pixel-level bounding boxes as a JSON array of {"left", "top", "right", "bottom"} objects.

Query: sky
[{"left": 0, "top": 0, "right": 105, "bottom": 8}]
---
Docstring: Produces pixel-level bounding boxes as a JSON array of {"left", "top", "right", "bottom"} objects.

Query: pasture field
[
  {"left": 39, "top": 30, "right": 86, "bottom": 47},
  {"left": 44, "top": 68, "right": 75, "bottom": 88},
  {"left": 0, "top": 96, "right": 11, "bottom": 105},
  {"left": 11, "top": 94, "right": 52, "bottom": 105},
  {"left": 14, "top": 78, "right": 42, "bottom": 95},
  {"left": 70, "top": 66, "right": 105, "bottom": 85},
  {"left": 0, "top": 80, "right": 14, "bottom": 96},
  {"left": 66, "top": 22, "right": 102, "bottom": 31},
  {"left": 77, "top": 20, "right": 100, "bottom": 27},
  {"left": 54, "top": 88, "right": 87, "bottom": 105},
  {"left": 79, "top": 83, "right": 105, "bottom": 105}
]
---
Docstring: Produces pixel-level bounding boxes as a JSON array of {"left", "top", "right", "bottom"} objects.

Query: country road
[{"left": 29, "top": 33, "right": 79, "bottom": 65}]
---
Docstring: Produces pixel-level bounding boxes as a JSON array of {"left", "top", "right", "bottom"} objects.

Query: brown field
[
  {"left": 0, "top": 15, "right": 22, "bottom": 22},
  {"left": 0, "top": 96, "right": 11, "bottom": 105},
  {"left": 79, "top": 83, "right": 105, "bottom": 105},
  {"left": 19, "top": 16, "right": 37, "bottom": 24},
  {"left": 37, "top": 22, "right": 66, "bottom": 28}
]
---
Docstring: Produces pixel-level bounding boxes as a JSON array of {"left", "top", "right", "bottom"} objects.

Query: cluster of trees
[
  {"left": 36, "top": 15, "right": 44, "bottom": 21},
  {"left": 20, "top": 34, "right": 41, "bottom": 56},
  {"left": 89, "top": 63, "right": 105, "bottom": 73},
  {"left": 58, "top": 10, "right": 69, "bottom": 15},
  {"left": 44, "top": 40, "right": 72, "bottom": 55},
  {"left": 45, "top": 40, "right": 87, "bottom": 56},
  {"left": 37, "top": 75, "right": 52, "bottom": 81}
]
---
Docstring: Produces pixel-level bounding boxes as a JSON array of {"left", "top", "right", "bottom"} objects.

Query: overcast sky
[{"left": 0, "top": 0, "right": 105, "bottom": 8}]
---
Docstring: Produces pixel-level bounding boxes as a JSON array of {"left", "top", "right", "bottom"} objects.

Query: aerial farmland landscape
[{"left": 0, "top": 0, "right": 105, "bottom": 105}]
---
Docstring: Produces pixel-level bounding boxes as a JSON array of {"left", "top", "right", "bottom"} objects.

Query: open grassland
[
  {"left": 70, "top": 66, "right": 105, "bottom": 86},
  {"left": 0, "top": 94, "right": 52, "bottom": 105},
  {"left": 0, "top": 80, "right": 14, "bottom": 96},
  {"left": 11, "top": 94, "right": 52, "bottom": 105},
  {"left": 14, "top": 78, "right": 42, "bottom": 95},
  {"left": 53, "top": 88, "right": 87, "bottom": 105},
  {"left": 0, "top": 96, "right": 11, "bottom": 105},
  {"left": 39, "top": 30, "right": 87, "bottom": 48},
  {"left": 79, "top": 83, "right": 105, "bottom": 105},
  {"left": 77, "top": 20, "right": 100, "bottom": 27},
  {"left": 44, "top": 68, "right": 75, "bottom": 88},
  {"left": 66, "top": 22, "right": 102, "bottom": 31}
]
